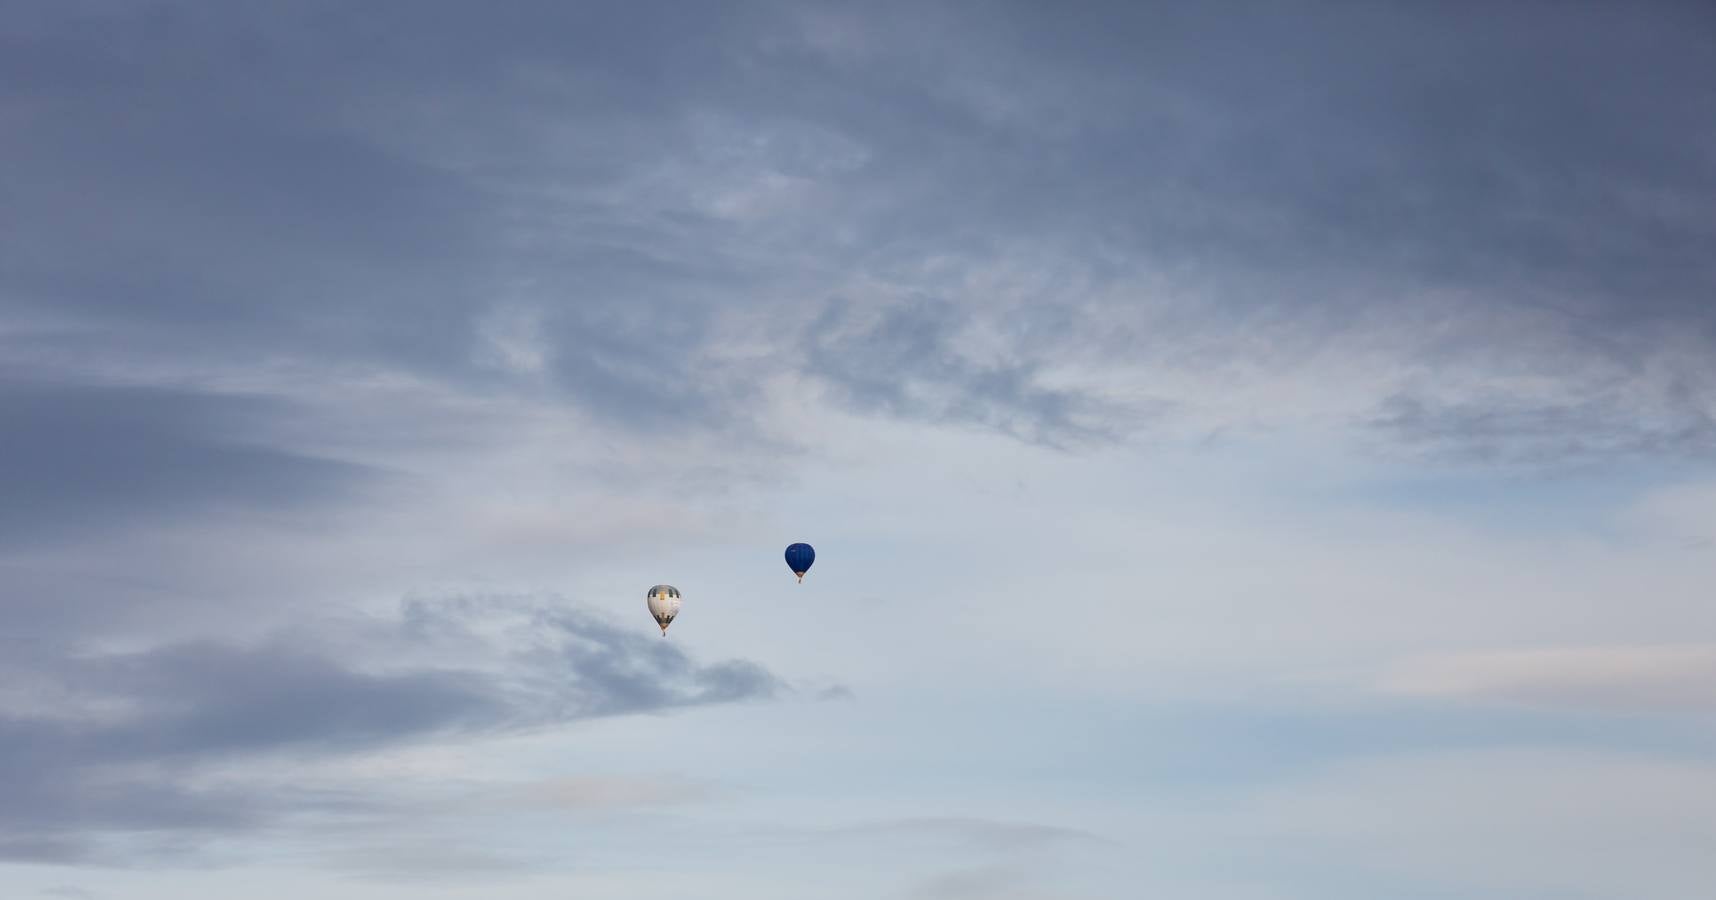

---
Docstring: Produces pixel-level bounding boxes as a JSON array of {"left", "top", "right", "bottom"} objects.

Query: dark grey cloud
[
  {"left": 0, "top": 596, "right": 783, "bottom": 864},
  {"left": 807, "top": 298, "right": 1144, "bottom": 447},
  {"left": 788, "top": 1, "right": 1716, "bottom": 457},
  {"left": 0, "top": 377, "right": 380, "bottom": 547},
  {"left": 0, "top": 0, "right": 808, "bottom": 436},
  {"left": 5, "top": 0, "right": 1711, "bottom": 455},
  {"left": 944, "top": 2, "right": 1715, "bottom": 322}
]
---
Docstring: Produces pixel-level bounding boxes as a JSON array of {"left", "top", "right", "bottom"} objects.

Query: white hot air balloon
[{"left": 646, "top": 585, "right": 682, "bottom": 635}]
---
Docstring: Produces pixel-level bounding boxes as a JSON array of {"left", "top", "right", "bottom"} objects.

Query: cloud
[
  {"left": 0, "top": 596, "right": 781, "bottom": 864},
  {"left": 806, "top": 298, "right": 1145, "bottom": 448},
  {"left": 0, "top": 378, "right": 380, "bottom": 546},
  {"left": 498, "top": 775, "right": 719, "bottom": 812},
  {"left": 1, "top": 1, "right": 783, "bottom": 440},
  {"left": 829, "top": 817, "right": 1110, "bottom": 853},
  {"left": 906, "top": 864, "right": 1046, "bottom": 900},
  {"left": 1, "top": 5, "right": 1714, "bottom": 895},
  {"left": 321, "top": 842, "right": 543, "bottom": 881},
  {"left": 1618, "top": 479, "right": 1716, "bottom": 549},
  {"left": 788, "top": 817, "right": 1113, "bottom": 900},
  {"left": 40, "top": 888, "right": 97, "bottom": 900},
  {"left": 1378, "top": 644, "right": 1716, "bottom": 713},
  {"left": 5, "top": 1, "right": 1708, "bottom": 465},
  {"left": 1367, "top": 390, "right": 1716, "bottom": 469}
]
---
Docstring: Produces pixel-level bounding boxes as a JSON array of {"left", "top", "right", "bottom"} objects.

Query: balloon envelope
[
  {"left": 784, "top": 543, "right": 815, "bottom": 581},
  {"left": 646, "top": 584, "right": 681, "bottom": 634}
]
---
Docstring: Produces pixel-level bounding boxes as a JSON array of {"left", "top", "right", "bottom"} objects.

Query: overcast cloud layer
[{"left": 4, "top": 2, "right": 1715, "bottom": 898}]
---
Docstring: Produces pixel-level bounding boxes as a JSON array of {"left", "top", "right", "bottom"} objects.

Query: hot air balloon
[
  {"left": 784, "top": 542, "right": 815, "bottom": 583},
  {"left": 646, "top": 584, "right": 681, "bottom": 635}
]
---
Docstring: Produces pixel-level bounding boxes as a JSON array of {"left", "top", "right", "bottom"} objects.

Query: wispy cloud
[
  {"left": 1368, "top": 390, "right": 1716, "bottom": 469},
  {"left": 905, "top": 864, "right": 1046, "bottom": 900},
  {"left": 807, "top": 298, "right": 1146, "bottom": 448},
  {"left": 39, "top": 888, "right": 96, "bottom": 900},
  {"left": 828, "top": 817, "right": 1111, "bottom": 852},
  {"left": 0, "top": 596, "right": 780, "bottom": 864}
]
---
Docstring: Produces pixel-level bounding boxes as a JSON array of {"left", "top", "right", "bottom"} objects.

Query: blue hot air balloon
[{"left": 784, "top": 542, "right": 815, "bottom": 583}]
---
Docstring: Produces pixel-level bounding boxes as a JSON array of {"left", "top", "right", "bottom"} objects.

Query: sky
[{"left": 3, "top": 1, "right": 1715, "bottom": 897}]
